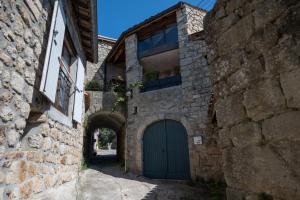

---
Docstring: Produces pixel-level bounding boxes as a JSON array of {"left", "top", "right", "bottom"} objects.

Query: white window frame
[{"left": 40, "top": 0, "right": 85, "bottom": 126}]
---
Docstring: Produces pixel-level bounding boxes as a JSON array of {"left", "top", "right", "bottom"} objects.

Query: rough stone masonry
[
  {"left": 124, "top": 4, "right": 223, "bottom": 180},
  {"left": 205, "top": 0, "right": 300, "bottom": 199},
  {"left": 0, "top": 0, "right": 90, "bottom": 199},
  {"left": 86, "top": 37, "right": 116, "bottom": 88}
]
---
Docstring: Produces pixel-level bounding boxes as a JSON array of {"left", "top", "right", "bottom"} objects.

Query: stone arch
[
  {"left": 84, "top": 110, "right": 126, "bottom": 164},
  {"left": 134, "top": 113, "right": 195, "bottom": 177}
]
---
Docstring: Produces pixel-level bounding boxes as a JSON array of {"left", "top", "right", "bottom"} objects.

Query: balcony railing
[
  {"left": 140, "top": 75, "right": 182, "bottom": 92},
  {"left": 138, "top": 42, "right": 179, "bottom": 58}
]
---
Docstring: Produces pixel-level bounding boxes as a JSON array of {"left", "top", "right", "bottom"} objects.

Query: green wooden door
[
  {"left": 143, "top": 120, "right": 167, "bottom": 178},
  {"left": 143, "top": 120, "right": 190, "bottom": 179}
]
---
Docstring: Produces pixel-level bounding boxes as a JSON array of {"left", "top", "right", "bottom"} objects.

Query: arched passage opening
[
  {"left": 143, "top": 119, "right": 190, "bottom": 180},
  {"left": 92, "top": 128, "right": 117, "bottom": 158},
  {"left": 84, "top": 111, "right": 126, "bottom": 164}
]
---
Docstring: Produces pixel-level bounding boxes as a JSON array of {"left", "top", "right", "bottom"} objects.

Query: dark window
[
  {"left": 55, "top": 69, "right": 72, "bottom": 115},
  {"left": 139, "top": 37, "right": 152, "bottom": 53},
  {"left": 165, "top": 24, "right": 178, "bottom": 44},
  {"left": 55, "top": 32, "right": 75, "bottom": 115},
  {"left": 62, "top": 46, "right": 72, "bottom": 66},
  {"left": 152, "top": 31, "right": 165, "bottom": 48},
  {"left": 138, "top": 24, "right": 179, "bottom": 58}
]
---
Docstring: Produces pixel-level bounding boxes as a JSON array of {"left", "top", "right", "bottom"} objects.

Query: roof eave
[
  {"left": 88, "top": 0, "right": 98, "bottom": 63},
  {"left": 106, "top": 1, "right": 207, "bottom": 63}
]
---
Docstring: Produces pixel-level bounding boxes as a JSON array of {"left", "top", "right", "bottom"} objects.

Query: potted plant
[
  {"left": 84, "top": 91, "right": 91, "bottom": 112},
  {"left": 85, "top": 80, "right": 102, "bottom": 91},
  {"left": 145, "top": 71, "right": 160, "bottom": 81},
  {"left": 143, "top": 71, "right": 160, "bottom": 91}
]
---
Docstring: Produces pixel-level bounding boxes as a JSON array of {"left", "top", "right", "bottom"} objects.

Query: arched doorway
[
  {"left": 143, "top": 120, "right": 190, "bottom": 179},
  {"left": 84, "top": 112, "right": 125, "bottom": 164}
]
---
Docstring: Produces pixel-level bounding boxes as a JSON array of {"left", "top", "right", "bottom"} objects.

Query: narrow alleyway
[
  {"left": 32, "top": 163, "right": 209, "bottom": 200},
  {"left": 77, "top": 163, "right": 208, "bottom": 200}
]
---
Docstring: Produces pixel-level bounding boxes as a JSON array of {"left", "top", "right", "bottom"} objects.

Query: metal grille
[{"left": 55, "top": 68, "right": 72, "bottom": 115}]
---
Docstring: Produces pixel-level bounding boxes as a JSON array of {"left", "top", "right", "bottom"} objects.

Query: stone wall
[
  {"left": 86, "top": 39, "right": 115, "bottom": 88},
  {"left": 185, "top": 5, "right": 205, "bottom": 34},
  {"left": 86, "top": 91, "right": 104, "bottom": 116},
  {"left": 125, "top": 5, "right": 222, "bottom": 180},
  {"left": 0, "top": 1, "right": 85, "bottom": 199},
  {"left": 86, "top": 91, "right": 120, "bottom": 116},
  {"left": 205, "top": 0, "right": 300, "bottom": 199}
]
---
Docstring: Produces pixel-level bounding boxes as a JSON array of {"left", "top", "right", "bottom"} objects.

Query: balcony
[
  {"left": 138, "top": 24, "right": 178, "bottom": 58},
  {"left": 141, "top": 75, "right": 181, "bottom": 92}
]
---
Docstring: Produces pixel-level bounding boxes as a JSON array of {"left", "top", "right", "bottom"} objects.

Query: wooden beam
[
  {"left": 113, "top": 46, "right": 125, "bottom": 63},
  {"left": 77, "top": 0, "right": 89, "bottom": 8},
  {"left": 107, "top": 8, "right": 180, "bottom": 63},
  {"left": 79, "top": 19, "right": 92, "bottom": 28},
  {"left": 82, "top": 40, "right": 92, "bottom": 46},
  {"left": 137, "top": 14, "right": 177, "bottom": 40},
  {"left": 78, "top": 7, "right": 90, "bottom": 16}
]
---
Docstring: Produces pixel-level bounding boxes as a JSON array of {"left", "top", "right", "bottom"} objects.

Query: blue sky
[{"left": 97, "top": 0, "right": 216, "bottom": 39}]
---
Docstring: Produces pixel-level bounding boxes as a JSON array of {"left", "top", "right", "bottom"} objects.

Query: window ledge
[{"left": 47, "top": 105, "right": 73, "bottom": 128}]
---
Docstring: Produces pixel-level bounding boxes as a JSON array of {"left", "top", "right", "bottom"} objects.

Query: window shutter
[
  {"left": 73, "top": 57, "right": 85, "bottom": 123},
  {"left": 39, "top": 1, "right": 66, "bottom": 103}
]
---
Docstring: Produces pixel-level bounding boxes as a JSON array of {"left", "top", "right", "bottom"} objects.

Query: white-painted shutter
[
  {"left": 73, "top": 57, "right": 85, "bottom": 123},
  {"left": 39, "top": 0, "right": 66, "bottom": 103}
]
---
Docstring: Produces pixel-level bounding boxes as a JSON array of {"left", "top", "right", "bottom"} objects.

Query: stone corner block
[
  {"left": 243, "top": 79, "right": 285, "bottom": 121},
  {"left": 230, "top": 121, "right": 262, "bottom": 148},
  {"left": 262, "top": 111, "right": 300, "bottom": 142},
  {"left": 280, "top": 68, "right": 300, "bottom": 108},
  {"left": 215, "top": 93, "right": 247, "bottom": 128}
]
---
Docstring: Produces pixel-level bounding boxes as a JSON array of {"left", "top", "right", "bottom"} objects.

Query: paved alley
[
  {"left": 77, "top": 163, "right": 208, "bottom": 200},
  {"left": 32, "top": 163, "right": 209, "bottom": 200}
]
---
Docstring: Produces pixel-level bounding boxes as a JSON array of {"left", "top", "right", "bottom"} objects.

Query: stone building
[
  {"left": 86, "top": 35, "right": 116, "bottom": 89},
  {"left": 0, "top": 0, "right": 97, "bottom": 199},
  {"left": 99, "top": 2, "right": 223, "bottom": 180},
  {"left": 205, "top": 0, "right": 300, "bottom": 199},
  {"left": 83, "top": 35, "right": 127, "bottom": 164},
  {"left": 86, "top": 0, "right": 300, "bottom": 199},
  {"left": 2, "top": 0, "right": 299, "bottom": 199}
]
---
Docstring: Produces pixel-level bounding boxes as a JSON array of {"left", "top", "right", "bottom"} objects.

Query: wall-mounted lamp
[
  {"left": 126, "top": 89, "right": 133, "bottom": 98},
  {"left": 133, "top": 106, "right": 138, "bottom": 115}
]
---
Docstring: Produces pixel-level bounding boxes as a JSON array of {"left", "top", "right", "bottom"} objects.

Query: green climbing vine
[{"left": 111, "top": 76, "right": 143, "bottom": 112}]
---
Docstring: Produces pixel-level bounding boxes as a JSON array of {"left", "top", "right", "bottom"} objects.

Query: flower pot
[{"left": 84, "top": 91, "right": 91, "bottom": 112}]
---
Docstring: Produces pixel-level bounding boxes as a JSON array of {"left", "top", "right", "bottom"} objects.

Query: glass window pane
[
  {"left": 55, "top": 69, "right": 71, "bottom": 115},
  {"left": 62, "top": 47, "right": 71, "bottom": 66},
  {"left": 165, "top": 25, "right": 178, "bottom": 44},
  {"left": 152, "top": 31, "right": 165, "bottom": 48},
  {"left": 138, "top": 38, "right": 152, "bottom": 53}
]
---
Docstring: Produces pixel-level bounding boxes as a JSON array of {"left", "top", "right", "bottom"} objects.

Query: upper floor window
[
  {"left": 54, "top": 34, "right": 75, "bottom": 115},
  {"left": 138, "top": 24, "right": 178, "bottom": 58},
  {"left": 39, "top": 0, "right": 85, "bottom": 124}
]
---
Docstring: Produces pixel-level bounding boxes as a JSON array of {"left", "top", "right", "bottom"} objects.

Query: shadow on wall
[
  {"left": 90, "top": 63, "right": 105, "bottom": 91},
  {"left": 24, "top": 0, "right": 58, "bottom": 143},
  {"left": 31, "top": 0, "right": 55, "bottom": 112}
]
